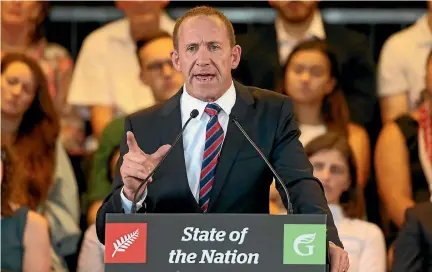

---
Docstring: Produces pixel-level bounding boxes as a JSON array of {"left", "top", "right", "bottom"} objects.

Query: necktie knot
[{"left": 204, "top": 103, "right": 222, "bottom": 117}]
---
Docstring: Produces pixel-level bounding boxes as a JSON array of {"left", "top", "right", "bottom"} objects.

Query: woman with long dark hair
[
  {"left": 1, "top": 1, "right": 85, "bottom": 154},
  {"left": 279, "top": 39, "right": 370, "bottom": 188},
  {"left": 1, "top": 53, "right": 80, "bottom": 271},
  {"left": 1, "top": 142, "right": 52, "bottom": 272}
]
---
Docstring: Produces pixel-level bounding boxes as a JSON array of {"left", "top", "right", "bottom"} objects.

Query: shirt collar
[
  {"left": 328, "top": 203, "right": 345, "bottom": 222},
  {"left": 181, "top": 81, "right": 236, "bottom": 121},
  {"left": 275, "top": 10, "right": 326, "bottom": 44}
]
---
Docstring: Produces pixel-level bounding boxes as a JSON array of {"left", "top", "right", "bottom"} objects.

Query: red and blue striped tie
[{"left": 199, "top": 103, "right": 224, "bottom": 213}]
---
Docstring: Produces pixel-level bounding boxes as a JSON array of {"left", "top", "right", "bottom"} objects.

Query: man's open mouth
[{"left": 194, "top": 74, "right": 215, "bottom": 81}]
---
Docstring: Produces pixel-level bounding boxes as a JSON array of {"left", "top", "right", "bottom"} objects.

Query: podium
[{"left": 104, "top": 213, "right": 329, "bottom": 272}]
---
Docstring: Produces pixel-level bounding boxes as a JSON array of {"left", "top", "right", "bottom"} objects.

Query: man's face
[
  {"left": 171, "top": 16, "right": 241, "bottom": 102},
  {"left": 139, "top": 37, "right": 183, "bottom": 102},
  {"left": 269, "top": 0, "right": 318, "bottom": 23}
]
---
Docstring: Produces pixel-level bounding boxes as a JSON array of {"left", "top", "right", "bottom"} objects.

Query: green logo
[{"left": 283, "top": 224, "right": 326, "bottom": 265}]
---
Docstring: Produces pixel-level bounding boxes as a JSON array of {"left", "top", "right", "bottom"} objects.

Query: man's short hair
[
  {"left": 173, "top": 6, "right": 236, "bottom": 51},
  {"left": 135, "top": 30, "right": 173, "bottom": 66}
]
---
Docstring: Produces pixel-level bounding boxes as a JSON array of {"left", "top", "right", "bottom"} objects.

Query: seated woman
[
  {"left": 1, "top": 53, "right": 80, "bottom": 270},
  {"left": 282, "top": 39, "right": 370, "bottom": 186},
  {"left": 1, "top": 143, "right": 51, "bottom": 272},
  {"left": 1, "top": 1, "right": 84, "bottom": 154},
  {"left": 375, "top": 50, "right": 432, "bottom": 236},
  {"left": 78, "top": 146, "right": 120, "bottom": 272},
  {"left": 271, "top": 39, "right": 370, "bottom": 212},
  {"left": 307, "top": 132, "right": 386, "bottom": 272}
]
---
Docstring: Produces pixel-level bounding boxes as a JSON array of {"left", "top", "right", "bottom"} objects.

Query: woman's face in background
[
  {"left": 309, "top": 148, "right": 350, "bottom": 204},
  {"left": 1, "top": 1, "right": 43, "bottom": 26},
  {"left": 1, "top": 61, "right": 36, "bottom": 118},
  {"left": 284, "top": 49, "right": 335, "bottom": 105}
]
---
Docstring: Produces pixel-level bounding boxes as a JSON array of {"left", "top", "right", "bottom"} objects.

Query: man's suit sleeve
[
  {"left": 392, "top": 207, "right": 423, "bottom": 272},
  {"left": 271, "top": 98, "right": 343, "bottom": 248},
  {"left": 95, "top": 116, "right": 144, "bottom": 245}
]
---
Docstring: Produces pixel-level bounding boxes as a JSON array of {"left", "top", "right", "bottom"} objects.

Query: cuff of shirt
[{"left": 120, "top": 187, "right": 147, "bottom": 213}]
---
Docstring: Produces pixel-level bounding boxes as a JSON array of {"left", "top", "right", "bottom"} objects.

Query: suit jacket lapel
[
  {"left": 208, "top": 81, "right": 255, "bottom": 211},
  {"left": 159, "top": 88, "right": 200, "bottom": 211}
]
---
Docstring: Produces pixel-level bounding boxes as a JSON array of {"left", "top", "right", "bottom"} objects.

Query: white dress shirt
[
  {"left": 378, "top": 14, "right": 432, "bottom": 109},
  {"left": 67, "top": 14, "right": 175, "bottom": 119},
  {"left": 275, "top": 10, "right": 326, "bottom": 65},
  {"left": 121, "top": 82, "right": 237, "bottom": 212},
  {"left": 329, "top": 204, "right": 386, "bottom": 272}
]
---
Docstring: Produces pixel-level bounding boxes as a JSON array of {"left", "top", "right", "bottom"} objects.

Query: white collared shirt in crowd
[
  {"left": 67, "top": 13, "right": 175, "bottom": 119},
  {"left": 275, "top": 10, "right": 326, "bottom": 65},
  {"left": 329, "top": 204, "right": 387, "bottom": 272},
  {"left": 121, "top": 82, "right": 237, "bottom": 212},
  {"left": 378, "top": 13, "right": 432, "bottom": 109}
]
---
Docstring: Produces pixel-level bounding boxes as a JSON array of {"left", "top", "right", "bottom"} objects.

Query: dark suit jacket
[
  {"left": 95, "top": 81, "right": 343, "bottom": 249},
  {"left": 392, "top": 202, "right": 432, "bottom": 272},
  {"left": 232, "top": 22, "right": 377, "bottom": 129}
]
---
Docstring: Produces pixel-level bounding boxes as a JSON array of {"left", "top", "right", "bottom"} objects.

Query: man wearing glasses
[{"left": 85, "top": 31, "right": 183, "bottom": 226}]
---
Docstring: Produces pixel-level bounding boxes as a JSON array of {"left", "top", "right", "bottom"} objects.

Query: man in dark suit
[
  {"left": 392, "top": 201, "right": 432, "bottom": 271},
  {"left": 232, "top": 1, "right": 377, "bottom": 129},
  {"left": 96, "top": 5, "right": 350, "bottom": 271}
]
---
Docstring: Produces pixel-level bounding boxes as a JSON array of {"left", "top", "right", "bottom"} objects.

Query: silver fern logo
[{"left": 112, "top": 229, "right": 140, "bottom": 258}]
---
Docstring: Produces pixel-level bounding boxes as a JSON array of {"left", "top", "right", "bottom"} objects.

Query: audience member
[
  {"left": 1, "top": 53, "right": 81, "bottom": 271},
  {"left": 77, "top": 147, "right": 119, "bottom": 272},
  {"left": 85, "top": 31, "right": 183, "bottom": 225},
  {"left": 1, "top": 143, "right": 52, "bottom": 272},
  {"left": 233, "top": 0, "right": 377, "bottom": 129},
  {"left": 378, "top": 0, "right": 432, "bottom": 123},
  {"left": 67, "top": 0, "right": 175, "bottom": 140},
  {"left": 305, "top": 133, "right": 386, "bottom": 272},
  {"left": 392, "top": 200, "right": 432, "bottom": 272},
  {"left": 375, "top": 50, "right": 432, "bottom": 243},
  {"left": 279, "top": 40, "right": 370, "bottom": 188},
  {"left": 1, "top": 1, "right": 84, "bottom": 155}
]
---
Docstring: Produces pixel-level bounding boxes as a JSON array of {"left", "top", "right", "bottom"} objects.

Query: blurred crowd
[{"left": 1, "top": 1, "right": 431, "bottom": 272}]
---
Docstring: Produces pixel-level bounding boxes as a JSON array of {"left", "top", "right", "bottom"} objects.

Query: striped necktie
[{"left": 199, "top": 103, "right": 224, "bottom": 213}]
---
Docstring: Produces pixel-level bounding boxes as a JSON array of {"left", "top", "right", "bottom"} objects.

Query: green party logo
[{"left": 283, "top": 224, "right": 326, "bottom": 265}]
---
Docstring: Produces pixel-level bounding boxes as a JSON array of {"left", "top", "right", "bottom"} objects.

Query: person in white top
[
  {"left": 279, "top": 39, "right": 370, "bottom": 188},
  {"left": 67, "top": 1, "right": 175, "bottom": 139},
  {"left": 306, "top": 132, "right": 386, "bottom": 272},
  {"left": 375, "top": 50, "right": 432, "bottom": 227},
  {"left": 378, "top": 1, "right": 432, "bottom": 123},
  {"left": 270, "top": 40, "right": 370, "bottom": 214}
]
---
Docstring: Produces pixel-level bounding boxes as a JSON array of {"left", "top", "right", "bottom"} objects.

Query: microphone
[
  {"left": 131, "top": 109, "right": 199, "bottom": 213},
  {"left": 229, "top": 114, "right": 294, "bottom": 214}
]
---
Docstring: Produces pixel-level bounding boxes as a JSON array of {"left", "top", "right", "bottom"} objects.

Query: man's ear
[
  {"left": 171, "top": 50, "right": 181, "bottom": 71},
  {"left": 231, "top": 45, "right": 242, "bottom": 70}
]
